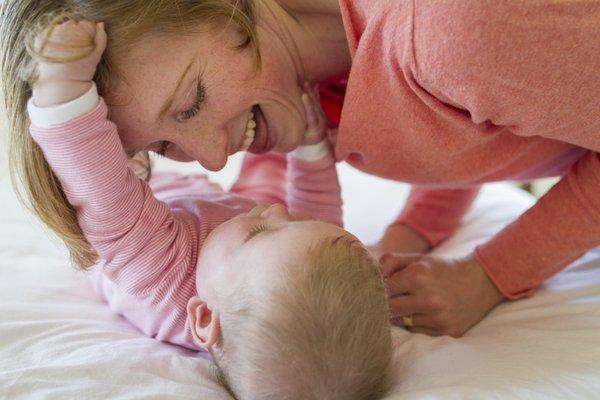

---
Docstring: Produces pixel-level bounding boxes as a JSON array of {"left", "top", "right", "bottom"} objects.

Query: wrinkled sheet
[{"left": 1, "top": 159, "right": 599, "bottom": 399}]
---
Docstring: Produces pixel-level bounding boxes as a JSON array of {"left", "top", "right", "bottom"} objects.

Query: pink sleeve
[
  {"left": 229, "top": 152, "right": 287, "bottom": 205},
  {"left": 286, "top": 152, "right": 343, "bottom": 227},
  {"left": 29, "top": 99, "right": 236, "bottom": 349},
  {"left": 476, "top": 151, "right": 600, "bottom": 299},
  {"left": 394, "top": 186, "right": 481, "bottom": 246},
  {"left": 410, "top": 2, "right": 600, "bottom": 298},
  {"left": 231, "top": 150, "right": 342, "bottom": 226}
]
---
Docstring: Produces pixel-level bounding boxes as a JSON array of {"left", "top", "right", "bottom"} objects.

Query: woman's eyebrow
[{"left": 158, "top": 55, "right": 197, "bottom": 120}]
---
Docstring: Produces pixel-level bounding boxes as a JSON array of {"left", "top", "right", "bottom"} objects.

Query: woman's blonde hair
[
  {"left": 0, "top": 0, "right": 259, "bottom": 268},
  {"left": 216, "top": 235, "right": 395, "bottom": 400}
]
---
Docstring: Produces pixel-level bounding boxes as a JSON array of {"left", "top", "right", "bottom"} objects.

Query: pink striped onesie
[{"left": 28, "top": 86, "right": 342, "bottom": 350}]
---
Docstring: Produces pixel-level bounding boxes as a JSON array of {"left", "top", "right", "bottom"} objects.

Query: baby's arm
[
  {"left": 27, "top": 21, "right": 227, "bottom": 348},
  {"left": 230, "top": 152, "right": 287, "bottom": 206},
  {"left": 285, "top": 84, "right": 343, "bottom": 227}
]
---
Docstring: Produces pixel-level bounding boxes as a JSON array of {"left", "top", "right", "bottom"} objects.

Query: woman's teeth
[{"left": 240, "top": 110, "right": 257, "bottom": 151}]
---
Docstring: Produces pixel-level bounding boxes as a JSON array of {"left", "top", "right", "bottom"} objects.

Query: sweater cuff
[
  {"left": 27, "top": 82, "right": 99, "bottom": 128},
  {"left": 474, "top": 242, "right": 537, "bottom": 300}
]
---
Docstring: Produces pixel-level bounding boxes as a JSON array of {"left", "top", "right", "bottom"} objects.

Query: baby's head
[{"left": 188, "top": 204, "right": 394, "bottom": 400}]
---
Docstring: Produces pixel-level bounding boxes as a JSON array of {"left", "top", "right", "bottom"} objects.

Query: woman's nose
[
  {"left": 260, "top": 203, "right": 290, "bottom": 220},
  {"left": 184, "top": 128, "right": 229, "bottom": 171}
]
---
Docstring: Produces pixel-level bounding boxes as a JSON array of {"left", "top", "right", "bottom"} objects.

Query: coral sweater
[
  {"left": 326, "top": 0, "right": 600, "bottom": 298},
  {"left": 28, "top": 85, "right": 342, "bottom": 350}
]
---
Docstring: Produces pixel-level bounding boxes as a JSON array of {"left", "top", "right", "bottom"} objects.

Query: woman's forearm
[{"left": 379, "top": 223, "right": 432, "bottom": 254}]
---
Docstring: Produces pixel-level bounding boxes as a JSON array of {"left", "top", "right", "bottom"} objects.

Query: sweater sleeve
[
  {"left": 286, "top": 140, "right": 343, "bottom": 227},
  {"left": 393, "top": 185, "right": 481, "bottom": 246},
  {"left": 28, "top": 95, "right": 236, "bottom": 349},
  {"left": 476, "top": 151, "right": 600, "bottom": 299},
  {"left": 408, "top": 2, "right": 600, "bottom": 299}
]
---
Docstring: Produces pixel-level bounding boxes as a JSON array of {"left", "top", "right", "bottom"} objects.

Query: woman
[{"left": 3, "top": 0, "right": 599, "bottom": 337}]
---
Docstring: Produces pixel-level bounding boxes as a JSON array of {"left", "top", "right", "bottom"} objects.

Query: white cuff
[
  {"left": 27, "top": 82, "right": 99, "bottom": 128},
  {"left": 291, "top": 139, "right": 330, "bottom": 162}
]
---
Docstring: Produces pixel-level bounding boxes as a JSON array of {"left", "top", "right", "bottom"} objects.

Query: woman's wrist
[{"left": 464, "top": 255, "right": 506, "bottom": 307}]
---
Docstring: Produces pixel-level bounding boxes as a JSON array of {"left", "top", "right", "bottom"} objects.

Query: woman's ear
[{"left": 187, "top": 296, "right": 222, "bottom": 349}]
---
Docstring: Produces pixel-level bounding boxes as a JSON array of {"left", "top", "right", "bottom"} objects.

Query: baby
[{"left": 21, "top": 18, "right": 393, "bottom": 399}]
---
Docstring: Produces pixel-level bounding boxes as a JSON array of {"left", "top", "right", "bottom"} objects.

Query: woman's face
[{"left": 107, "top": 24, "right": 308, "bottom": 171}]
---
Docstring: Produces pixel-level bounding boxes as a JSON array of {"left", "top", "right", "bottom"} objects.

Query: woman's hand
[
  {"left": 368, "top": 224, "right": 431, "bottom": 262},
  {"left": 32, "top": 19, "right": 107, "bottom": 107},
  {"left": 300, "top": 82, "right": 328, "bottom": 145},
  {"left": 381, "top": 253, "right": 505, "bottom": 337}
]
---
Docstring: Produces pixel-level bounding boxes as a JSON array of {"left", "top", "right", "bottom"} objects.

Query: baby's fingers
[
  {"left": 34, "top": 19, "right": 95, "bottom": 60},
  {"left": 51, "top": 20, "right": 94, "bottom": 47},
  {"left": 300, "top": 81, "right": 328, "bottom": 145},
  {"left": 303, "top": 82, "right": 327, "bottom": 128},
  {"left": 92, "top": 22, "right": 107, "bottom": 57},
  {"left": 301, "top": 91, "right": 318, "bottom": 130}
]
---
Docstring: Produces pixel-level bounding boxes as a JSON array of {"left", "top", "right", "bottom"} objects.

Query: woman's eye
[{"left": 177, "top": 81, "right": 205, "bottom": 122}]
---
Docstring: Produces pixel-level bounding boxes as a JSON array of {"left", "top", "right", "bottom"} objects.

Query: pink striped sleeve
[
  {"left": 29, "top": 99, "right": 237, "bottom": 349},
  {"left": 230, "top": 152, "right": 287, "bottom": 205},
  {"left": 286, "top": 151, "right": 343, "bottom": 227}
]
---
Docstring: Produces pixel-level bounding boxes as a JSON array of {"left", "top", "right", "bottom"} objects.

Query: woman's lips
[{"left": 249, "top": 105, "right": 276, "bottom": 154}]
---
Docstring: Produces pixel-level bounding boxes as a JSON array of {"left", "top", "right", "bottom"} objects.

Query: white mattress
[{"left": 1, "top": 157, "right": 599, "bottom": 399}]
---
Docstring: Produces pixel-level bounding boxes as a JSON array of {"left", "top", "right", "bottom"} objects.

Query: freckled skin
[{"left": 107, "top": 20, "right": 309, "bottom": 171}]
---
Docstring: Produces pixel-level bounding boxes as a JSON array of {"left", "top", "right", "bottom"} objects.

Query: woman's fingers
[
  {"left": 391, "top": 313, "right": 438, "bottom": 331},
  {"left": 387, "top": 255, "right": 505, "bottom": 338},
  {"left": 408, "top": 326, "right": 440, "bottom": 336},
  {"left": 379, "top": 252, "right": 423, "bottom": 278},
  {"left": 383, "top": 273, "right": 411, "bottom": 297},
  {"left": 388, "top": 294, "right": 424, "bottom": 318}
]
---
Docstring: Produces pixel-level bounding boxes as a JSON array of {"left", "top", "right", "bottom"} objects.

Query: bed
[{"left": 1, "top": 155, "right": 599, "bottom": 399}]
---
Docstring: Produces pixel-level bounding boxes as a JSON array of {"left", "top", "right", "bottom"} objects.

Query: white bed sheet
[{"left": 1, "top": 158, "right": 599, "bottom": 399}]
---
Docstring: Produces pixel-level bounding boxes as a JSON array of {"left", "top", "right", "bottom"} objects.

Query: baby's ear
[{"left": 187, "top": 296, "right": 222, "bottom": 349}]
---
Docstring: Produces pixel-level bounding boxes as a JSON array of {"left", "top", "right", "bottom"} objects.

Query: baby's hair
[
  {"left": 0, "top": 0, "right": 260, "bottom": 269},
  {"left": 215, "top": 234, "right": 395, "bottom": 400}
]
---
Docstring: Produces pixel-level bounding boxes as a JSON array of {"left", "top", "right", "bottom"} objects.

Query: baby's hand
[
  {"left": 127, "top": 152, "right": 152, "bottom": 182},
  {"left": 301, "top": 82, "right": 328, "bottom": 146},
  {"left": 32, "top": 19, "right": 107, "bottom": 107}
]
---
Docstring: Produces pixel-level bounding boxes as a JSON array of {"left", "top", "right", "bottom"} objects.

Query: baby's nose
[{"left": 260, "top": 203, "right": 289, "bottom": 220}]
